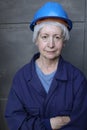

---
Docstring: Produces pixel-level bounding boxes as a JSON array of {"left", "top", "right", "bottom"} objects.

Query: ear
[
  {"left": 35, "top": 40, "right": 38, "bottom": 46},
  {"left": 35, "top": 40, "right": 39, "bottom": 47},
  {"left": 63, "top": 43, "right": 66, "bottom": 47},
  {"left": 35, "top": 36, "right": 39, "bottom": 45}
]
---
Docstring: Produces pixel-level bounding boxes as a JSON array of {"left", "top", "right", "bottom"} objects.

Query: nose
[{"left": 48, "top": 37, "right": 55, "bottom": 48}]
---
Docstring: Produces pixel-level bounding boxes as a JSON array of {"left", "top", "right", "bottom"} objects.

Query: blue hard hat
[{"left": 30, "top": 2, "right": 72, "bottom": 31}]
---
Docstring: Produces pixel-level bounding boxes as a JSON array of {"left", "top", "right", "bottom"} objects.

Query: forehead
[{"left": 39, "top": 24, "right": 62, "bottom": 35}]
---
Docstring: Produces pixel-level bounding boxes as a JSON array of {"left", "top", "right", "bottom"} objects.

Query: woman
[{"left": 5, "top": 2, "right": 87, "bottom": 130}]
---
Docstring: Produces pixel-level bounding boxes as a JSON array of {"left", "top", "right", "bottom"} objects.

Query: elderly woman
[{"left": 5, "top": 2, "right": 87, "bottom": 130}]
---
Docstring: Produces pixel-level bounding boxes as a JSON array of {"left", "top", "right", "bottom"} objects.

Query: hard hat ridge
[{"left": 30, "top": 2, "right": 72, "bottom": 31}]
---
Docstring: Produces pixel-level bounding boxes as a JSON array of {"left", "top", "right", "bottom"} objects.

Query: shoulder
[
  {"left": 13, "top": 61, "right": 32, "bottom": 83},
  {"left": 13, "top": 53, "right": 40, "bottom": 80},
  {"left": 62, "top": 57, "right": 87, "bottom": 81},
  {"left": 62, "top": 58, "right": 87, "bottom": 94}
]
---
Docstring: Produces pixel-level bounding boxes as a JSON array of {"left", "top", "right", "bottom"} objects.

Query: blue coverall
[{"left": 5, "top": 53, "right": 87, "bottom": 130}]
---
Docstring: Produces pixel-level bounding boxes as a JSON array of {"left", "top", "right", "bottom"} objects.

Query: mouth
[{"left": 46, "top": 50, "right": 56, "bottom": 53}]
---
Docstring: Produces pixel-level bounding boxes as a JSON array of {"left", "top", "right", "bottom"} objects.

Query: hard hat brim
[{"left": 30, "top": 16, "right": 72, "bottom": 31}]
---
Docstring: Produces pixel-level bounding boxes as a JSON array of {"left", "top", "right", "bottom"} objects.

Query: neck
[{"left": 36, "top": 55, "right": 59, "bottom": 74}]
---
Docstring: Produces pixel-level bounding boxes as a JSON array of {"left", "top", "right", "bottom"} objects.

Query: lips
[{"left": 46, "top": 50, "right": 56, "bottom": 53}]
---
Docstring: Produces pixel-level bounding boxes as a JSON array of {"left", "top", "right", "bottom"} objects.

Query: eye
[
  {"left": 55, "top": 36, "right": 61, "bottom": 39},
  {"left": 41, "top": 35, "right": 48, "bottom": 39}
]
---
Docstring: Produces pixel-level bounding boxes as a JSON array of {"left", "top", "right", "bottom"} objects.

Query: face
[{"left": 36, "top": 24, "right": 64, "bottom": 60}]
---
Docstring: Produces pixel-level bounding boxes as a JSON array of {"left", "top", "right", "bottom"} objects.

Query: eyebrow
[{"left": 40, "top": 33, "right": 61, "bottom": 36}]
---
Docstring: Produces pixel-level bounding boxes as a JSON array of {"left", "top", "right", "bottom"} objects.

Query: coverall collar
[{"left": 25, "top": 53, "right": 68, "bottom": 81}]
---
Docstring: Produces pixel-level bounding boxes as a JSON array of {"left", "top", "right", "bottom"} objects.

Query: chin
[{"left": 44, "top": 54, "right": 59, "bottom": 60}]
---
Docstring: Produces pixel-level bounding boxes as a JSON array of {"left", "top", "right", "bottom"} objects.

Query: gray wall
[{"left": 0, "top": 0, "right": 87, "bottom": 129}]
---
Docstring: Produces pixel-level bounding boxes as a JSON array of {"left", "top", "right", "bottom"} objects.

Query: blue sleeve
[
  {"left": 5, "top": 79, "right": 52, "bottom": 130},
  {"left": 61, "top": 73, "right": 87, "bottom": 130}
]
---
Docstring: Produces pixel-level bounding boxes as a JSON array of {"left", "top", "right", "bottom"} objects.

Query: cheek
[
  {"left": 56, "top": 42, "right": 64, "bottom": 49},
  {"left": 36, "top": 41, "right": 47, "bottom": 49},
  {"left": 36, "top": 43, "right": 44, "bottom": 51}
]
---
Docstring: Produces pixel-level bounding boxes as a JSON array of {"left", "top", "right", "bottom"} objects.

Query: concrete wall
[{"left": 0, "top": 0, "right": 87, "bottom": 129}]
